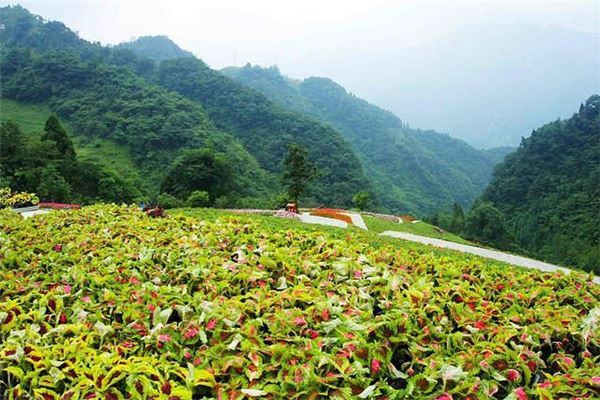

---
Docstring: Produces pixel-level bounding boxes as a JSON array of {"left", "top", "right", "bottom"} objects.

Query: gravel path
[
  {"left": 381, "top": 231, "right": 599, "bottom": 284},
  {"left": 19, "top": 209, "right": 50, "bottom": 219}
]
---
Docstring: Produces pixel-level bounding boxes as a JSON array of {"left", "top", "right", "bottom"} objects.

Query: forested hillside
[
  {"left": 481, "top": 95, "right": 600, "bottom": 272},
  {"left": 115, "top": 35, "right": 194, "bottom": 61},
  {"left": 222, "top": 64, "right": 502, "bottom": 214},
  {"left": 0, "top": 6, "right": 372, "bottom": 208}
]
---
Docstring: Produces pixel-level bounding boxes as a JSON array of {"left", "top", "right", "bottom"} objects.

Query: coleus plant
[{"left": 0, "top": 205, "right": 598, "bottom": 399}]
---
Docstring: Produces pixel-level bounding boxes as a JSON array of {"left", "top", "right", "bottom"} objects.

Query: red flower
[
  {"left": 206, "top": 319, "right": 217, "bottom": 330},
  {"left": 54, "top": 244, "right": 62, "bottom": 252},
  {"left": 538, "top": 381, "right": 551, "bottom": 389},
  {"left": 474, "top": 321, "right": 486, "bottom": 330},
  {"left": 496, "top": 284, "right": 505, "bottom": 291},
  {"left": 59, "top": 313, "right": 67, "bottom": 324},
  {"left": 507, "top": 369, "right": 520, "bottom": 382},
  {"left": 321, "top": 308, "right": 330, "bottom": 321},
  {"left": 184, "top": 351, "right": 192, "bottom": 360},
  {"left": 371, "top": 359, "right": 381, "bottom": 374},
  {"left": 184, "top": 327, "right": 199, "bottom": 339},
  {"left": 436, "top": 394, "right": 452, "bottom": 400},
  {"left": 513, "top": 388, "right": 528, "bottom": 400},
  {"left": 306, "top": 329, "right": 319, "bottom": 339}
]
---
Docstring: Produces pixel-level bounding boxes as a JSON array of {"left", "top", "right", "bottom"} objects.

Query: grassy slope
[
  {"left": 177, "top": 208, "right": 474, "bottom": 250},
  {"left": 0, "top": 98, "right": 142, "bottom": 185},
  {"left": 361, "top": 214, "right": 472, "bottom": 245}
]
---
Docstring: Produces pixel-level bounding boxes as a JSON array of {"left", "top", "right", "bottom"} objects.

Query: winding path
[{"left": 380, "top": 231, "right": 599, "bottom": 284}]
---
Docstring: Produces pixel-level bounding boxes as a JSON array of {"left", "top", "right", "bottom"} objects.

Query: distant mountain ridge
[
  {"left": 324, "top": 23, "right": 599, "bottom": 148},
  {"left": 222, "top": 64, "right": 507, "bottom": 214},
  {"left": 115, "top": 35, "right": 194, "bottom": 61}
]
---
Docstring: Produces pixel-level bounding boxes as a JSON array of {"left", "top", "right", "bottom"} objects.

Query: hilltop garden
[{"left": 1, "top": 205, "right": 598, "bottom": 399}]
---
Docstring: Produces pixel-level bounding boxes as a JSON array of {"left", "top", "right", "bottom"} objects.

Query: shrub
[
  {"left": 156, "top": 193, "right": 184, "bottom": 209},
  {"left": 187, "top": 190, "right": 210, "bottom": 208}
]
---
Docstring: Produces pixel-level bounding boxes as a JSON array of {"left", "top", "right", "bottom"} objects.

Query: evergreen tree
[
  {"left": 0, "top": 121, "right": 27, "bottom": 182},
  {"left": 449, "top": 202, "right": 465, "bottom": 233},
  {"left": 281, "top": 143, "right": 318, "bottom": 205},
  {"left": 36, "top": 165, "right": 72, "bottom": 202},
  {"left": 464, "top": 202, "right": 513, "bottom": 249},
  {"left": 41, "top": 115, "right": 76, "bottom": 160}
]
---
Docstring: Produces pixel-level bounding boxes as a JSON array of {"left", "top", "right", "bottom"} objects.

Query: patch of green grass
[
  {"left": 362, "top": 214, "right": 473, "bottom": 245},
  {"left": 1, "top": 98, "right": 142, "bottom": 187},
  {"left": 0, "top": 98, "right": 51, "bottom": 140}
]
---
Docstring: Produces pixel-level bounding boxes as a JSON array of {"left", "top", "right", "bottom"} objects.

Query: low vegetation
[{"left": 1, "top": 206, "right": 598, "bottom": 398}]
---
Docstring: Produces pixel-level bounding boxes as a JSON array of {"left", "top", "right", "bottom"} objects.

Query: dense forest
[
  {"left": 221, "top": 64, "right": 511, "bottom": 214},
  {"left": 0, "top": 5, "right": 372, "bottom": 208},
  {"left": 479, "top": 95, "right": 600, "bottom": 273}
]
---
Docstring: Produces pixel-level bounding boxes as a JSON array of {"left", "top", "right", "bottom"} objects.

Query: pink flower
[
  {"left": 53, "top": 244, "right": 62, "bottom": 252},
  {"left": 82, "top": 295, "right": 91, "bottom": 303},
  {"left": 158, "top": 334, "right": 171, "bottom": 343},
  {"left": 563, "top": 356, "right": 574, "bottom": 366},
  {"left": 507, "top": 369, "right": 520, "bottom": 382},
  {"left": 184, "top": 327, "right": 199, "bottom": 339},
  {"left": 293, "top": 317, "right": 307, "bottom": 327},
  {"left": 436, "top": 394, "right": 452, "bottom": 400},
  {"left": 371, "top": 359, "right": 381, "bottom": 374},
  {"left": 538, "top": 381, "right": 551, "bottom": 389},
  {"left": 513, "top": 388, "right": 528, "bottom": 400},
  {"left": 354, "top": 270, "right": 363, "bottom": 278},
  {"left": 206, "top": 319, "right": 217, "bottom": 330},
  {"left": 591, "top": 376, "right": 600, "bottom": 385},
  {"left": 63, "top": 284, "right": 72, "bottom": 294}
]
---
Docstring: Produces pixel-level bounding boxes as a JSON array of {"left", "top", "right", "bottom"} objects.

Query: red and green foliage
[
  {"left": 38, "top": 202, "right": 81, "bottom": 210},
  {"left": 310, "top": 209, "right": 353, "bottom": 224},
  {"left": 0, "top": 205, "right": 598, "bottom": 399}
]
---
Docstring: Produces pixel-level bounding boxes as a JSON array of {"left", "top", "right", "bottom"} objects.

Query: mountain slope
[
  {"left": 481, "top": 95, "right": 600, "bottom": 273},
  {"left": 223, "top": 64, "right": 500, "bottom": 214},
  {"left": 1, "top": 6, "right": 373, "bottom": 208},
  {"left": 0, "top": 6, "right": 274, "bottom": 203}
]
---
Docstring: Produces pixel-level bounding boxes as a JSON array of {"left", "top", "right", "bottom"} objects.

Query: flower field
[
  {"left": 309, "top": 209, "right": 353, "bottom": 224},
  {"left": 0, "top": 205, "right": 599, "bottom": 399}
]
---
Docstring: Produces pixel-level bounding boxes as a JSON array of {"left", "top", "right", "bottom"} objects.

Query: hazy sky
[{"left": 7, "top": 1, "right": 599, "bottom": 75}]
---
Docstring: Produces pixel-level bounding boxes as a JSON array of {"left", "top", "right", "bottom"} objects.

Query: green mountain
[
  {"left": 0, "top": 6, "right": 371, "bottom": 208},
  {"left": 481, "top": 95, "right": 600, "bottom": 273},
  {"left": 115, "top": 35, "right": 194, "bottom": 61},
  {"left": 222, "top": 64, "right": 502, "bottom": 214}
]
